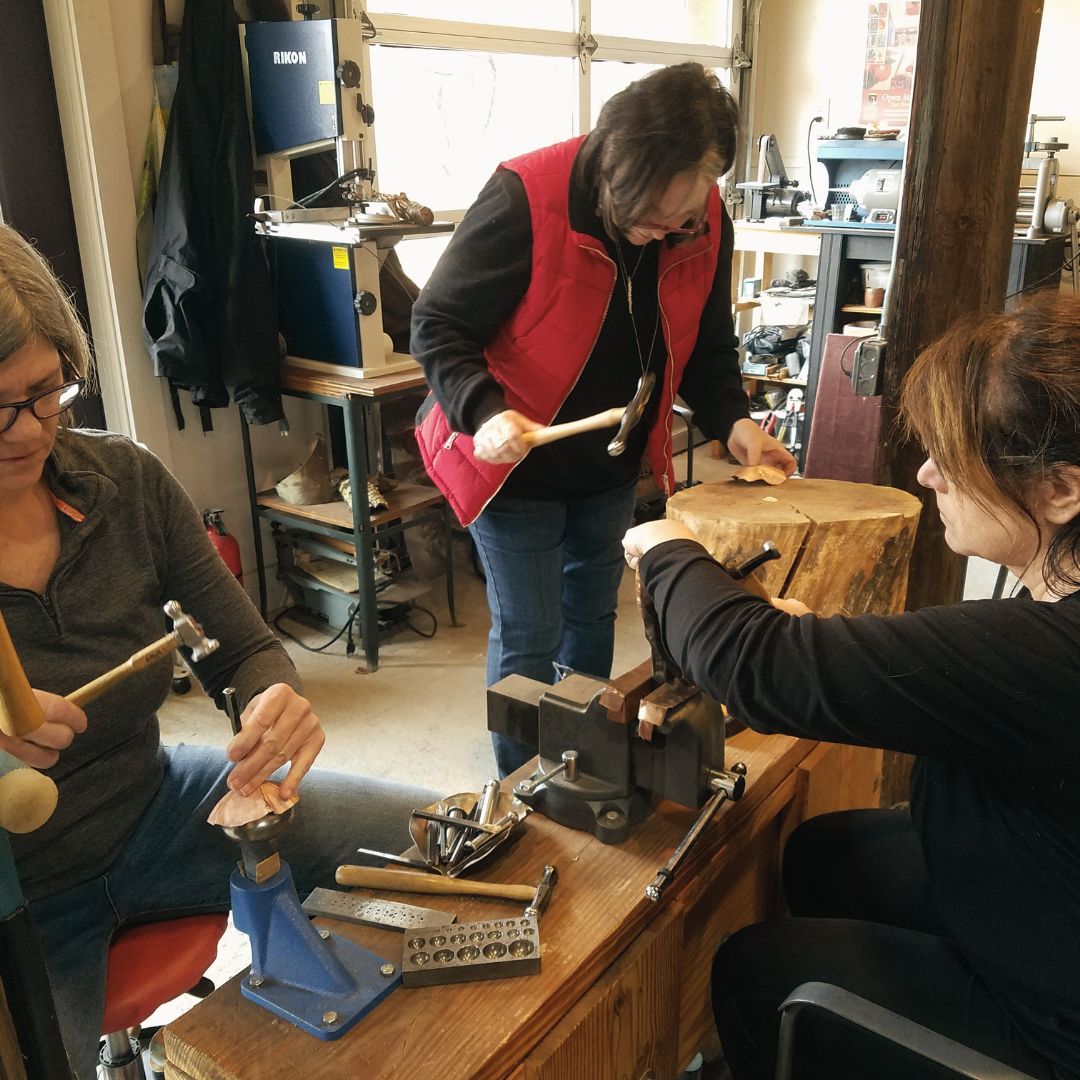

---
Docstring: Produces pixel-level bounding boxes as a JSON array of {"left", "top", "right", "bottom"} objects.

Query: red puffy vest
[{"left": 416, "top": 135, "right": 723, "bottom": 526}]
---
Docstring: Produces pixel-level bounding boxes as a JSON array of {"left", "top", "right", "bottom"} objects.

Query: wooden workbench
[{"left": 163, "top": 732, "right": 880, "bottom": 1080}]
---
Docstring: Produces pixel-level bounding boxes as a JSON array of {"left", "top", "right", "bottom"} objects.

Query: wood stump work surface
[{"left": 666, "top": 474, "right": 923, "bottom": 617}]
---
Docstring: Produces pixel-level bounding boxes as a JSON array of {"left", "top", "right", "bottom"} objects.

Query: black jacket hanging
[{"left": 141, "top": 0, "right": 284, "bottom": 425}]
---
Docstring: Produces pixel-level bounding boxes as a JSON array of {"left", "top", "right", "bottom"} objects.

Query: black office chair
[{"left": 775, "top": 982, "right": 1039, "bottom": 1080}]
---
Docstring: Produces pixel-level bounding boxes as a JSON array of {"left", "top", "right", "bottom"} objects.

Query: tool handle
[
  {"left": 65, "top": 631, "right": 179, "bottom": 709},
  {"left": 0, "top": 611, "right": 45, "bottom": 738},
  {"left": 336, "top": 865, "right": 534, "bottom": 901},
  {"left": 520, "top": 408, "right": 624, "bottom": 448}
]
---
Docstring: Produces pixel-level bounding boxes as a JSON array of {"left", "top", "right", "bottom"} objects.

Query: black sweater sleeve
[
  {"left": 639, "top": 538, "right": 1080, "bottom": 776},
  {"left": 674, "top": 204, "right": 749, "bottom": 443},
  {"left": 410, "top": 169, "right": 532, "bottom": 434}
]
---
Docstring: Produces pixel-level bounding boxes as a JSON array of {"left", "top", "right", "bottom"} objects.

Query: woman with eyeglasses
[
  {"left": 0, "top": 223, "right": 433, "bottom": 1079},
  {"left": 412, "top": 62, "right": 796, "bottom": 778},
  {"left": 622, "top": 294, "right": 1080, "bottom": 1080}
]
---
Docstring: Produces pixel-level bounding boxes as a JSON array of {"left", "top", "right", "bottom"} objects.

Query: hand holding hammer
[
  {"left": 472, "top": 373, "right": 656, "bottom": 464},
  {"left": 65, "top": 601, "right": 219, "bottom": 709}
]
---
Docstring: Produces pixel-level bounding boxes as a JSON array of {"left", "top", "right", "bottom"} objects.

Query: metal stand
[{"left": 231, "top": 862, "right": 400, "bottom": 1040}]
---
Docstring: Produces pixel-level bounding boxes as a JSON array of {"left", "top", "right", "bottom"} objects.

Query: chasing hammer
[
  {"left": 336, "top": 865, "right": 538, "bottom": 903},
  {"left": 65, "top": 600, "right": 219, "bottom": 709}
]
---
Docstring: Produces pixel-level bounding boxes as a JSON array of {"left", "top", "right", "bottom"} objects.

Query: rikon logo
[{"left": 273, "top": 51, "right": 307, "bottom": 64}]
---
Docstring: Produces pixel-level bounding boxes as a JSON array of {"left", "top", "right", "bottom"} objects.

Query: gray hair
[{"left": 0, "top": 224, "right": 92, "bottom": 381}]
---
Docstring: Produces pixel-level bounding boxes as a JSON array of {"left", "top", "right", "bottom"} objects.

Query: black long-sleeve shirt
[
  {"left": 410, "top": 141, "right": 749, "bottom": 499},
  {"left": 640, "top": 538, "right": 1080, "bottom": 1079}
]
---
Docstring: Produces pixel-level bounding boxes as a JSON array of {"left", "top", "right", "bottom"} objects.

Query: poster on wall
[{"left": 861, "top": 1, "right": 920, "bottom": 128}]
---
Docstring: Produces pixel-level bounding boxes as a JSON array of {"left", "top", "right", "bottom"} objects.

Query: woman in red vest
[{"left": 413, "top": 63, "right": 795, "bottom": 776}]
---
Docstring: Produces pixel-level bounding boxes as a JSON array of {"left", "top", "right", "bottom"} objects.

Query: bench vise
[
  {"left": 488, "top": 544, "right": 780, "bottom": 855},
  {"left": 488, "top": 658, "right": 739, "bottom": 845}
]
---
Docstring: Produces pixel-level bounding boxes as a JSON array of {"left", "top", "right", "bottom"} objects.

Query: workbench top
[{"left": 163, "top": 731, "right": 879, "bottom": 1080}]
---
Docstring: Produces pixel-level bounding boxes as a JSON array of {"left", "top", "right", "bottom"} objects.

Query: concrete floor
[{"left": 148, "top": 448, "right": 1003, "bottom": 1063}]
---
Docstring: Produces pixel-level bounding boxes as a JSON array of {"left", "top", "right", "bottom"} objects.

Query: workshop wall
[
  {"left": 68, "top": 0, "right": 324, "bottom": 606},
  {"left": 749, "top": 0, "right": 1079, "bottom": 206}
]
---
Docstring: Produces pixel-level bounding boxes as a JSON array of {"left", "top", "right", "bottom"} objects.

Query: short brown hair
[
  {"left": 901, "top": 292, "right": 1080, "bottom": 592},
  {"left": 0, "top": 223, "right": 92, "bottom": 381},
  {"left": 584, "top": 62, "right": 739, "bottom": 240}
]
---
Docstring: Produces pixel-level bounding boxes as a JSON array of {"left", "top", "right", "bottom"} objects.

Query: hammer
[
  {"left": 520, "top": 372, "right": 655, "bottom": 456},
  {"left": 0, "top": 611, "right": 61, "bottom": 833},
  {"left": 335, "top": 863, "right": 556, "bottom": 906},
  {"left": 65, "top": 601, "right": 219, "bottom": 709}
]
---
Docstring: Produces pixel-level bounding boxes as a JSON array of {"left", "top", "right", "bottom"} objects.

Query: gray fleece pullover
[{"left": 2, "top": 429, "right": 300, "bottom": 900}]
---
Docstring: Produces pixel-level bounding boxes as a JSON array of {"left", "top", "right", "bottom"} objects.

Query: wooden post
[{"left": 877, "top": 0, "right": 1045, "bottom": 612}]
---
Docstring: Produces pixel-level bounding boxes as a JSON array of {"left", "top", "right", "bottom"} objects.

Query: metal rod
[{"left": 223, "top": 686, "right": 241, "bottom": 736}]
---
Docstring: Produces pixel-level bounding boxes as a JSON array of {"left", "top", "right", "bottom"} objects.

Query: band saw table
[{"left": 161, "top": 680, "right": 881, "bottom": 1080}]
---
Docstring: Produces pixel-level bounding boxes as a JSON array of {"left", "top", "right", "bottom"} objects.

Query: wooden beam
[{"left": 877, "top": 0, "right": 1044, "bottom": 610}]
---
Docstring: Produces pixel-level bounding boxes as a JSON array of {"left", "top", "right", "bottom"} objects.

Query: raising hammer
[{"left": 66, "top": 601, "right": 219, "bottom": 709}]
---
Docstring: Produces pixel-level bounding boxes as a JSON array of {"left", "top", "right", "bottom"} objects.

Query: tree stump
[
  {"left": 667, "top": 473, "right": 923, "bottom": 809},
  {"left": 666, "top": 474, "right": 922, "bottom": 617}
]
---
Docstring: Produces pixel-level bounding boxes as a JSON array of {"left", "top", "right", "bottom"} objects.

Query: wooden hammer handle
[
  {"left": 520, "top": 407, "right": 624, "bottom": 448},
  {"left": 65, "top": 631, "right": 179, "bottom": 709},
  {"left": 336, "top": 865, "right": 534, "bottom": 901},
  {"left": 0, "top": 611, "right": 45, "bottom": 738}
]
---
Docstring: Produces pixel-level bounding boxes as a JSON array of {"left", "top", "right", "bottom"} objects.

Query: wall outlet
[{"left": 852, "top": 339, "right": 885, "bottom": 397}]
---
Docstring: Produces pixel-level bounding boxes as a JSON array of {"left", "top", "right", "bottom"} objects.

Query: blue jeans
[
  {"left": 28, "top": 744, "right": 435, "bottom": 1080},
  {"left": 468, "top": 481, "right": 637, "bottom": 777}
]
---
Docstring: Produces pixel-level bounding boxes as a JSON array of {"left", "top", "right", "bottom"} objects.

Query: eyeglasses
[
  {"left": 631, "top": 213, "right": 708, "bottom": 239},
  {"left": 0, "top": 379, "right": 84, "bottom": 434}
]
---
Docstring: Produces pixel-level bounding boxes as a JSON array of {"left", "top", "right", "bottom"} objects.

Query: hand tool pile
[{"left": 407, "top": 779, "right": 530, "bottom": 877}]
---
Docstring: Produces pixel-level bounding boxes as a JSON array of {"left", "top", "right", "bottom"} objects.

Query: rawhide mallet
[{"left": 0, "top": 611, "right": 60, "bottom": 834}]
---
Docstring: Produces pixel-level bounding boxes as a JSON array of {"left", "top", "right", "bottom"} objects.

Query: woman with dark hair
[
  {"left": 0, "top": 224, "right": 433, "bottom": 1079},
  {"left": 413, "top": 63, "right": 795, "bottom": 777},
  {"left": 622, "top": 294, "right": 1080, "bottom": 1079}
]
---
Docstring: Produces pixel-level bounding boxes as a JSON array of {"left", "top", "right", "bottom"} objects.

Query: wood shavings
[
  {"left": 732, "top": 464, "right": 789, "bottom": 486},
  {"left": 208, "top": 781, "right": 299, "bottom": 828}
]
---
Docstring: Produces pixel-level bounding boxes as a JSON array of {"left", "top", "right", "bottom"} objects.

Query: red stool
[{"left": 100, "top": 913, "right": 229, "bottom": 1079}]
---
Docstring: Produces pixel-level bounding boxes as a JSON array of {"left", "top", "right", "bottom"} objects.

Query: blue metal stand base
[{"left": 230, "top": 863, "right": 401, "bottom": 1040}]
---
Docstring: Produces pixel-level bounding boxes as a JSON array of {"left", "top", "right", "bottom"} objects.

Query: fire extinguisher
[{"left": 202, "top": 508, "right": 242, "bottom": 582}]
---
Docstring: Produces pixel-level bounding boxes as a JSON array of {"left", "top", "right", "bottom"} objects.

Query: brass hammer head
[
  {"left": 163, "top": 600, "right": 220, "bottom": 663},
  {"left": 606, "top": 372, "right": 656, "bottom": 457}
]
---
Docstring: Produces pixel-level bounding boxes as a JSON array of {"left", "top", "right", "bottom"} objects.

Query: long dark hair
[
  {"left": 901, "top": 293, "right": 1080, "bottom": 594},
  {"left": 581, "top": 62, "right": 739, "bottom": 240}
]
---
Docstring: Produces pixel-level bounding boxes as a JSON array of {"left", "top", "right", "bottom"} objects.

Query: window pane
[
  {"left": 395, "top": 233, "right": 453, "bottom": 289},
  {"left": 589, "top": 61, "right": 664, "bottom": 127},
  {"left": 370, "top": 2, "right": 572, "bottom": 33},
  {"left": 589, "top": 60, "right": 732, "bottom": 128},
  {"left": 370, "top": 47, "right": 576, "bottom": 210},
  {"left": 592, "top": 0, "right": 732, "bottom": 47}
]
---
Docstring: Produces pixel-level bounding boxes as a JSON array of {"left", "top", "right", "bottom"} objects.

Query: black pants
[{"left": 711, "top": 809, "right": 1055, "bottom": 1080}]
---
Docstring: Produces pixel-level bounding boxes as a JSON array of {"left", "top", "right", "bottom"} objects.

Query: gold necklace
[{"left": 616, "top": 240, "right": 648, "bottom": 314}]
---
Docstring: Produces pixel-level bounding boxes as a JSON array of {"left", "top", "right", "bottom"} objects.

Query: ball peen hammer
[
  {"left": 519, "top": 372, "right": 655, "bottom": 455},
  {"left": 65, "top": 601, "right": 219, "bottom": 709}
]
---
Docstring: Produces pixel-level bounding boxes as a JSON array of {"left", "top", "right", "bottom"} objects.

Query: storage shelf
[
  {"left": 256, "top": 480, "right": 443, "bottom": 532},
  {"left": 840, "top": 304, "right": 884, "bottom": 314}
]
